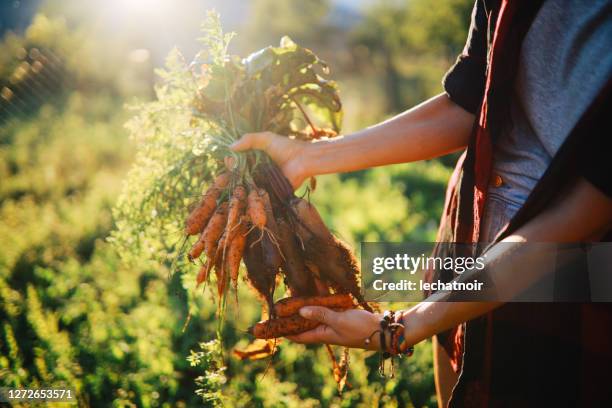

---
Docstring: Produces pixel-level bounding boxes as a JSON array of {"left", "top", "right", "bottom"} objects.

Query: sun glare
[{"left": 115, "top": 0, "right": 169, "bottom": 13}]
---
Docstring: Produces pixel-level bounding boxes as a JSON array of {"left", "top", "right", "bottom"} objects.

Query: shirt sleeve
[{"left": 442, "top": 0, "right": 489, "bottom": 114}]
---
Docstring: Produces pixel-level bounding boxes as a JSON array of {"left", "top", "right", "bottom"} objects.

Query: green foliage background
[{"left": 0, "top": 1, "right": 471, "bottom": 406}]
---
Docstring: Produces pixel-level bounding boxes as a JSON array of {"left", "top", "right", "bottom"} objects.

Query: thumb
[
  {"left": 230, "top": 131, "right": 272, "bottom": 152},
  {"left": 299, "top": 306, "right": 338, "bottom": 325}
]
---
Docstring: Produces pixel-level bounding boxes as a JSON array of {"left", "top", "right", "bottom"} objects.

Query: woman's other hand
[{"left": 287, "top": 306, "right": 386, "bottom": 351}]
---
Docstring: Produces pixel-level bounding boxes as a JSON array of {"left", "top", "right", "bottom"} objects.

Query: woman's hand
[
  {"left": 230, "top": 95, "right": 474, "bottom": 189},
  {"left": 230, "top": 131, "right": 310, "bottom": 190},
  {"left": 287, "top": 306, "right": 386, "bottom": 351}
]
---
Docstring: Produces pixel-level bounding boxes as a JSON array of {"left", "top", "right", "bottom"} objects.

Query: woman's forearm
[
  {"left": 402, "top": 298, "right": 499, "bottom": 348},
  {"left": 400, "top": 178, "right": 612, "bottom": 347},
  {"left": 231, "top": 93, "right": 474, "bottom": 188},
  {"left": 301, "top": 93, "right": 474, "bottom": 177}
]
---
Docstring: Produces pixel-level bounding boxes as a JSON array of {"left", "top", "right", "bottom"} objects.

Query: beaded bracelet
[{"left": 364, "top": 310, "right": 414, "bottom": 377}]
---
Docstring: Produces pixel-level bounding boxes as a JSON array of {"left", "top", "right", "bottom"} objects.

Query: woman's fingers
[
  {"left": 286, "top": 324, "right": 340, "bottom": 344},
  {"left": 230, "top": 131, "right": 309, "bottom": 190},
  {"left": 285, "top": 307, "right": 383, "bottom": 349},
  {"left": 286, "top": 307, "right": 341, "bottom": 344},
  {"left": 230, "top": 131, "right": 274, "bottom": 152},
  {"left": 299, "top": 306, "right": 339, "bottom": 325}
]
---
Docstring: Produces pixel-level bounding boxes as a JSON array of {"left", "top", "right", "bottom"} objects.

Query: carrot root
[
  {"left": 273, "top": 294, "right": 355, "bottom": 318},
  {"left": 249, "top": 315, "right": 320, "bottom": 339}
]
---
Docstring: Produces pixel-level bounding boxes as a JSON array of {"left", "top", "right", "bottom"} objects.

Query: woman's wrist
[
  {"left": 296, "top": 142, "right": 315, "bottom": 181},
  {"left": 363, "top": 311, "right": 405, "bottom": 352},
  {"left": 300, "top": 135, "right": 348, "bottom": 179},
  {"left": 362, "top": 312, "right": 386, "bottom": 351},
  {"left": 396, "top": 308, "right": 423, "bottom": 349},
  {"left": 363, "top": 310, "right": 415, "bottom": 358},
  {"left": 298, "top": 138, "right": 332, "bottom": 180}
]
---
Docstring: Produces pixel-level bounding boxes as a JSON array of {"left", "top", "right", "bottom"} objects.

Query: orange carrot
[
  {"left": 273, "top": 294, "right": 354, "bottom": 318},
  {"left": 213, "top": 214, "right": 246, "bottom": 296},
  {"left": 249, "top": 315, "right": 320, "bottom": 339},
  {"left": 212, "top": 171, "right": 232, "bottom": 189},
  {"left": 226, "top": 185, "right": 247, "bottom": 234},
  {"left": 247, "top": 187, "right": 267, "bottom": 231},
  {"left": 226, "top": 222, "right": 248, "bottom": 289},
  {"left": 188, "top": 202, "right": 228, "bottom": 261},
  {"left": 184, "top": 186, "right": 220, "bottom": 235},
  {"left": 196, "top": 263, "right": 209, "bottom": 286},
  {"left": 233, "top": 339, "right": 278, "bottom": 361},
  {"left": 215, "top": 244, "right": 227, "bottom": 296},
  {"left": 184, "top": 172, "right": 231, "bottom": 236},
  {"left": 189, "top": 239, "right": 206, "bottom": 262}
]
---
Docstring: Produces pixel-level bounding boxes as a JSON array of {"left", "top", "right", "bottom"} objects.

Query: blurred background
[{"left": 0, "top": 0, "right": 472, "bottom": 406}]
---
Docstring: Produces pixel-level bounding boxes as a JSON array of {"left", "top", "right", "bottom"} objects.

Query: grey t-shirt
[{"left": 488, "top": 0, "right": 612, "bottom": 211}]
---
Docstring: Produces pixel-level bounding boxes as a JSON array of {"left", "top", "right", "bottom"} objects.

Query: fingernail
[{"left": 299, "top": 307, "right": 312, "bottom": 318}]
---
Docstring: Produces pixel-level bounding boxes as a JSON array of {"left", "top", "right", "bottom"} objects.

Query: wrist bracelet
[
  {"left": 391, "top": 311, "right": 414, "bottom": 357},
  {"left": 380, "top": 310, "right": 391, "bottom": 354},
  {"left": 365, "top": 310, "right": 414, "bottom": 377}
]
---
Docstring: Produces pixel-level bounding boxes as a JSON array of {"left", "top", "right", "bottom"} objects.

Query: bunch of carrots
[
  {"left": 182, "top": 158, "right": 371, "bottom": 392},
  {"left": 183, "top": 164, "right": 372, "bottom": 340},
  {"left": 171, "top": 18, "right": 376, "bottom": 385},
  {"left": 114, "top": 12, "right": 374, "bottom": 390}
]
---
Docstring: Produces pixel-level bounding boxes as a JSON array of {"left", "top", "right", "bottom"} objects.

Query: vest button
[{"left": 492, "top": 174, "right": 503, "bottom": 187}]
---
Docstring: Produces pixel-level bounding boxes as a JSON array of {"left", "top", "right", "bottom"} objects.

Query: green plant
[{"left": 110, "top": 11, "right": 343, "bottom": 267}]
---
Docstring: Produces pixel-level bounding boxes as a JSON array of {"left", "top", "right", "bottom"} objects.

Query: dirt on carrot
[
  {"left": 249, "top": 314, "right": 320, "bottom": 339},
  {"left": 273, "top": 294, "right": 355, "bottom": 318},
  {"left": 189, "top": 201, "right": 228, "bottom": 261},
  {"left": 243, "top": 230, "right": 278, "bottom": 314},
  {"left": 226, "top": 185, "right": 247, "bottom": 234},
  {"left": 247, "top": 187, "right": 267, "bottom": 232},
  {"left": 184, "top": 186, "right": 221, "bottom": 236},
  {"left": 227, "top": 222, "right": 248, "bottom": 289}
]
